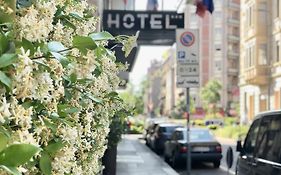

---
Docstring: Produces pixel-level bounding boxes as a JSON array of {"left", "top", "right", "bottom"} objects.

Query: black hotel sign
[{"left": 103, "top": 10, "right": 184, "bottom": 45}]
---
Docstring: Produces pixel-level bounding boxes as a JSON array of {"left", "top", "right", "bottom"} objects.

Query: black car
[
  {"left": 236, "top": 110, "right": 281, "bottom": 175},
  {"left": 145, "top": 120, "right": 166, "bottom": 147},
  {"left": 164, "top": 128, "right": 222, "bottom": 168},
  {"left": 150, "top": 123, "right": 182, "bottom": 153}
]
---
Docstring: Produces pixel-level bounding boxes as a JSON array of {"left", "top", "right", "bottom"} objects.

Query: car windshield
[{"left": 182, "top": 130, "right": 214, "bottom": 141}]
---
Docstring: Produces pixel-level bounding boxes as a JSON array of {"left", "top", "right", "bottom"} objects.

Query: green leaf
[
  {"left": 93, "top": 66, "right": 102, "bottom": 78},
  {"left": 85, "top": 93, "right": 103, "bottom": 103},
  {"left": 0, "top": 144, "right": 41, "bottom": 167},
  {"left": 0, "top": 133, "right": 8, "bottom": 152},
  {"left": 50, "top": 112, "right": 59, "bottom": 118},
  {"left": 69, "top": 12, "right": 84, "bottom": 21},
  {"left": 58, "top": 104, "right": 79, "bottom": 114},
  {"left": 43, "top": 119, "right": 57, "bottom": 133},
  {"left": 89, "top": 32, "right": 114, "bottom": 41},
  {"left": 0, "top": 71, "right": 12, "bottom": 89},
  {"left": 0, "top": 165, "right": 20, "bottom": 175},
  {"left": 0, "top": 34, "right": 9, "bottom": 55},
  {"left": 72, "top": 36, "right": 97, "bottom": 54},
  {"left": 39, "top": 152, "right": 52, "bottom": 175},
  {"left": 44, "top": 140, "right": 64, "bottom": 155},
  {"left": 70, "top": 73, "right": 77, "bottom": 83},
  {"left": 0, "top": 54, "right": 17, "bottom": 68},
  {"left": 63, "top": 18, "right": 76, "bottom": 30},
  {"left": 33, "top": 60, "right": 51, "bottom": 72},
  {"left": 50, "top": 52, "right": 70, "bottom": 67},
  {"left": 106, "top": 92, "right": 119, "bottom": 98},
  {"left": 64, "top": 107, "right": 79, "bottom": 114},
  {"left": 17, "top": 0, "right": 34, "bottom": 8},
  {"left": 47, "top": 41, "right": 67, "bottom": 53},
  {"left": 22, "top": 38, "right": 35, "bottom": 56}
]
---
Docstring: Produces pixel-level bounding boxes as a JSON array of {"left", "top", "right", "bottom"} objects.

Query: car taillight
[
  {"left": 216, "top": 145, "right": 222, "bottom": 153},
  {"left": 180, "top": 146, "right": 187, "bottom": 153}
]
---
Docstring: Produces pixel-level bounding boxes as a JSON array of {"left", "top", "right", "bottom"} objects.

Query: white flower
[{"left": 121, "top": 31, "right": 139, "bottom": 57}]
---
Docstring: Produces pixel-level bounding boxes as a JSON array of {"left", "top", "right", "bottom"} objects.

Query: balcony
[
  {"left": 228, "top": 68, "right": 239, "bottom": 75},
  {"left": 228, "top": 35, "right": 240, "bottom": 42},
  {"left": 244, "top": 65, "right": 270, "bottom": 85},
  {"left": 228, "top": 2, "right": 240, "bottom": 9},
  {"left": 228, "top": 50, "right": 239, "bottom": 59},
  {"left": 228, "top": 18, "right": 239, "bottom": 26}
]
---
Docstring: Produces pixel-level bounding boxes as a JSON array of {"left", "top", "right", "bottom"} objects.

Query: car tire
[
  {"left": 164, "top": 154, "right": 170, "bottom": 163},
  {"left": 172, "top": 152, "right": 179, "bottom": 168},
  {"left": 213, "top": 160, "right": 220, "bottom": 168}
]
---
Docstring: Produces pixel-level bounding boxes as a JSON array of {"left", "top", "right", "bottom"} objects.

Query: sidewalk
[{"left": 117, "top": 134, "right": 179, "bottom": 175}]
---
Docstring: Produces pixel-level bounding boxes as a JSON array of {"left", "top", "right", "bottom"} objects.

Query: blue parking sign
[{"left": 178, "top": 51, "right": 185, "bottom": 59}]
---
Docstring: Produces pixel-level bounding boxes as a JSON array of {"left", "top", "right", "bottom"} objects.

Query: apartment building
[
  {"left": 144, "top": 60, "right": 162, "bottom": 117},
  {"left": 182, "top": 0, "right": 240, "bottom": 113},
  {"left": 239, "top": 0, "right": 281, "bottom": 124}
]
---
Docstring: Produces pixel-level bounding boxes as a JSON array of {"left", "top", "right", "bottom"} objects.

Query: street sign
[
  {"left": 177, "top": 77, "right": 199, "bottom": 88},
  {"left": 176, "top": 29, "right": 199, "bottom": 88},
  {"left": 177, "top": 63, "right": 199, "bottom": 76}
]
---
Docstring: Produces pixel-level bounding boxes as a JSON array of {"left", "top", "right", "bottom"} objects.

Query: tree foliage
[{"left": 200, "top": 79, "right": 222, "bottom": 106}]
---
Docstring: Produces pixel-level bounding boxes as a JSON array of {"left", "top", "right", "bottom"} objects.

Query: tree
[{"left": 200, "top": 79, "right": 222, "bottom": 115}]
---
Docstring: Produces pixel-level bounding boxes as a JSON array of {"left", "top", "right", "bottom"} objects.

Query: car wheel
[
  {"left": 164, "top": 153, "right": 170, "bottom": 163},
  {"left": 213, "top": 160, "right": 220, "bottom": 168},
  {"left": 172, "top": 152, "right": 179, "bottom": 168}
]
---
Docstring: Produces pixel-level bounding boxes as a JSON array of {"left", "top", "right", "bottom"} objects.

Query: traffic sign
[
  {"left": 177, "top": 77, "right": 199, "bottom": 88},
  {"left": 180, "top": 31, "right": 195, "bottom": 47},
  {"left": 176, "top": 29, "right": 199, "bottom": 88},
  {"left": 177, "top": 64, "right": 199, "bottom": 76}
]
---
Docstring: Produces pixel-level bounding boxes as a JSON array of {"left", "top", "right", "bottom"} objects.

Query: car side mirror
[{"left": 236, "top": 140, "right": 243, "bottom": 152}]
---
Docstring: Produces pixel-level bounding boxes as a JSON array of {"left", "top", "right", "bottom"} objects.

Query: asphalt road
[
  {"left": 170, "top": 143, "right": 239, "bottom": 175},
  {"left": 141, "top": 137, "right": 239, "bottom": 175}
]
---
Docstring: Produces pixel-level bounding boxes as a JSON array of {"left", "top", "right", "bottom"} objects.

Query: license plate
[{"left": 193, "top": 146, "right": 210, "bottom": 152}]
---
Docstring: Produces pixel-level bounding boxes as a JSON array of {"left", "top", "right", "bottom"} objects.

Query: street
[
  {"left": 174, "top": 144, "right": 238, "bottom": 175},
  {"left": 138, "top": 135, "right": 239, "bottom": 175}
]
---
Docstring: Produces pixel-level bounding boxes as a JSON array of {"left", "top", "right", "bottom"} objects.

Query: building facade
[
  {"left": 182, "top": 0, "right": 240, "bottom": 112},
  {"left": 239, "top": 0, "right": 281, "bottom": 124}
]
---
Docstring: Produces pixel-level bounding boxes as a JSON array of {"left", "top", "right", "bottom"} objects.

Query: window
[
  {"left": 246, "top": 5, "right": 254, "bottom": 28},
  {"left": 258, "top": 44, "right": 267, "bottom": 65},
  {"left": 256, "top": 116, "right": 281, "bottom": 163},
  {"left": 277, "top": 41, "right": 280, "bottom": 62},
  {"left": 215, "top": 61, "right": 222, "bottom": 72},
  {"left": 243, "top": 119, "right": 260, "bottom": 155},
  {"left": 277, "top": 0, "right": 280, "bottom": 18},
  {"left": 245, "top": 45, "right": 255, "bottom": 68}
]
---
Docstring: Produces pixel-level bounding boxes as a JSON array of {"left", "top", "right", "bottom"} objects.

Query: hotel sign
[{"left": 103, "top": 10, "right": 184, "bottom": 45}]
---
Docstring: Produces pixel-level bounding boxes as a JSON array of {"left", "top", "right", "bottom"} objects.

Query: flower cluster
[{"left": 0, "top": 0, "right": 135, "bottom": 174}]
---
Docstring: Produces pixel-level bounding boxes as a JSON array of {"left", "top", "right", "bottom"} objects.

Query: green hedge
[{"left": 213, "top": 125, "right": 250, "bottom": 140}]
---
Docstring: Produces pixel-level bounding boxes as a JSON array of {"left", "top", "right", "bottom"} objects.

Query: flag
[
  {"left": 195, "top": 0, "right": 214, "bottom": 17},
  {"left": 123, "top": 0, "right": 128, "bottom": 5},
  {"left": 147, "top": 0, "right": 158, "bottom": 11}
]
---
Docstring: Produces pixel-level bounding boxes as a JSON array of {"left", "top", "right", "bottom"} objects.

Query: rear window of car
[
  {"left": 160, "top": 126, "right": 178, "bottom": 133},
  {"left": 183, "top": 130, "right": 213, "bottom": 141},
  {"left": 191, "top": 130, "right": 213, "bottom": 141}
]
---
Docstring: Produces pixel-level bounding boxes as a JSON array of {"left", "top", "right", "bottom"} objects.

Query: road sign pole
[{"left": 186, "top": 87, "right": 191, "bottom": 175}]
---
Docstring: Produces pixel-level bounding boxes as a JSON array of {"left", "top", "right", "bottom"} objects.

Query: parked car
[
  {"left": 150, "top": 123, "right": 183, "bottom": 154},
  {"left": 145, "top": 119, "right": 166, "bottom": 147},
  {"left": 236, "top": 110, "right": 281, "bottom": 175},
  {"left": 143, "top": 117, "right": 167, "bottom": 141},
  {"left": 204, "top": 119, "right": 224, "bottom": 127},
  {"left": 164, "top": 128, "right": 222, "bottom": 168}
]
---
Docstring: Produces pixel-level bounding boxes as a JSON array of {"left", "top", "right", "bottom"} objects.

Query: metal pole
[{"left": 186, "top": 88, "right": 191, "bottom": 175}]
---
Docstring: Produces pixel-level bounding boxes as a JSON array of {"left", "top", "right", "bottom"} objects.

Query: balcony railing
[{"left": 244, "top": 65, "right": 269, "bottom": 85}]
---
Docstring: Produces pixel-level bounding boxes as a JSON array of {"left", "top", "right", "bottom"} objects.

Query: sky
[{"left": 129, "top": 0, "right": 180, "bottom": 88}]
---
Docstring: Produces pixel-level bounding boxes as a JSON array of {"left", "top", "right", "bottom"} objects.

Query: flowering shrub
[{"left": 0, "top": 0, "right": 137, "bottom": 174}]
